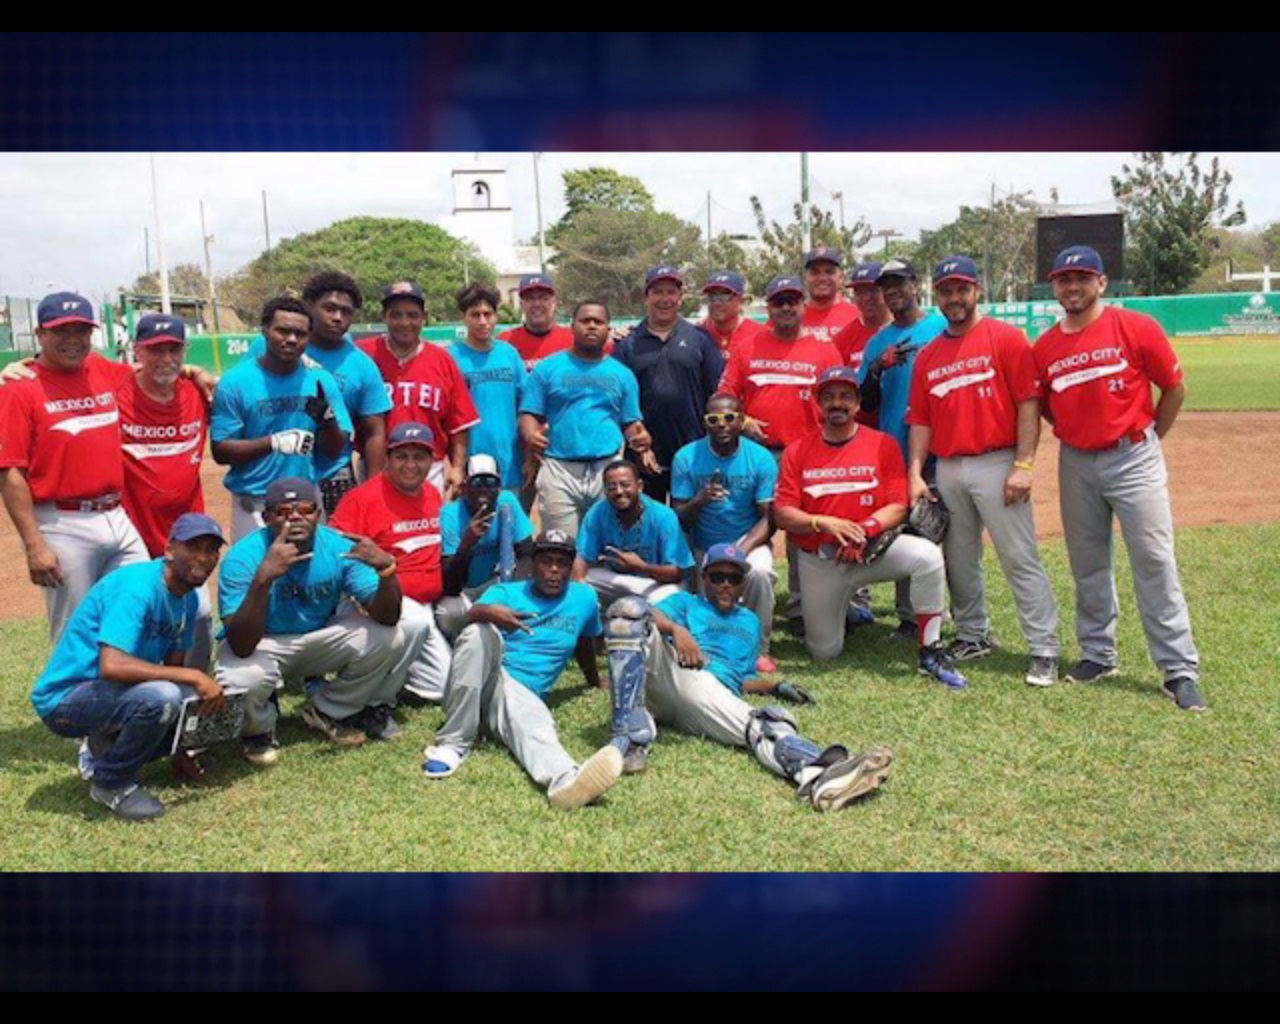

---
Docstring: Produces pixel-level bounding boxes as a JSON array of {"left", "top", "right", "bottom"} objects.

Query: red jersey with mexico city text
[
  {"left": 718, "top": 331, "right": 843, "bottom": 449},
  {"left": 800, "top": 300, "right": 860, "bottom": 344},
  {"left": 700, "top": 315, "right": 767, "bottom": 357},
  {"left": 907, "top": 318, "right": 1041, "bottom": 459},
  {"left": 777, "top": 427, "right": 908, "bottom": 554},
  {"left": 358, "top": 336, "right": 481, "bottom": 461},
  {"left": 117, "top": 375, "right": 209, "bottom": 556},
  {"left": 1033, "top": 306, "right": 1183, "bottom": 451},
  {"left": 0, "top": 354, "right": 132, "bottom": 502},
  {"left": 499, "top": 324, "right": 576, "bottom": 371},
  {"left": 330, "top": 474, "right": 444, "bottom": 604}
]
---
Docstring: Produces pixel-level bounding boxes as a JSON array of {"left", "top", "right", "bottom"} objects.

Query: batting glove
[
  {"left": 304, "top": 386, "right": 334, "bottom": 425},
  {"left": 270, "top": 429, "right": 316, "bottom": 456},
  {"left": 774, "top": 681, "right": 816, "bottom": 705}
]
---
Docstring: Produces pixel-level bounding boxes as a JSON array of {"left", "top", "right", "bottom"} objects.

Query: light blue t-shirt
[
  {"left": 33, "top": 560, "right": 197, "bottom": 718},
  {"left": 449, "top": 340, "right": 527, "bottom": 489},
  {"left": 248, "top": 334, "right": 392, "bottom": 480},
  {"left": 218, "top": 525, "right": 380, "bottom": 636},
  {"left": 670, "top": 437, "right": 778, "bottom": 552},
  {"left": 657, "top": 591, "right": 761, "bottom": 696},
  {"left": 857, "top": 312, "right": 946, "bottom": 457},
  {"left": 520, "top": 351, "right": 642, "bottom": 461},
  {"left": 476, "top": 579, "right": 602, "bottom": 697},
  {"left": 578, "top": 495, "right": 695, "bottom": 571},
  {"left": 441, "top": 490, "right": 535, "bottom": 589},
  {"left": 210, "top": 357, "right": 354, "bottom": 495}
]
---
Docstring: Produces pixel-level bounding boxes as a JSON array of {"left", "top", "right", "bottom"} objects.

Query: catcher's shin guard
[
  {"left": 498, "top": 503, "right": 516, "bottom": 581},
  {"left": 604, "top": 596, "right": 657, "bottom": 753},
  {"left": 746, "top": 707, "right": 823, "bottom": 780}
]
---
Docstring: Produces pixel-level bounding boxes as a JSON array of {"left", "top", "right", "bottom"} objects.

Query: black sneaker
[
  {"left": 242, "top": 732, "right": 281, "bottom": 766},
  {"left": 355, "top": 705, "right": 404, "bottom": 741},
  {"left": 947, "top": 636, "right": 995, "bottom": 662},
  {"left": 1162, "top": 677, "right": 1208, "bottom": 712},
  {"left": 1065, "top": 659, "right": 1119, "bottom": 684}
]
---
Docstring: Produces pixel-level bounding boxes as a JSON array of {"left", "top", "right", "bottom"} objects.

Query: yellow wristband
[
  {"left": 1013, "top": 460, "right": 1034, "bottom": 472},
  {"left": 378, "top": 562, "right": 398, "bottom": 578},
  {"left": 811, "top": 517, "right": 821, "bottom": 534}
]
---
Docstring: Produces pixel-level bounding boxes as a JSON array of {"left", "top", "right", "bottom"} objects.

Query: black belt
[{"left": 54, "top": 493, "right": 122, "bottom": 512}]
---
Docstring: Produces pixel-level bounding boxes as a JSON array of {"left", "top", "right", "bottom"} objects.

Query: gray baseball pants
[
  {"left": 1058, "top": 426, "right": 1199, "bottom": 682},
  {"left": 936, "top": 449, "right": 1060, "bottom": 658},
  {"left": 582, "top": 566, "right": 682, "bottom": 608},
  {"left": 395, "top": 598, "right": 453, "bottom": 702},
  {"left": 535, "top": 455, "right": 613, "bottom": 539}
]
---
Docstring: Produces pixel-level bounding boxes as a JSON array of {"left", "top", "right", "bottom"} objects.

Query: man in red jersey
[
  {"left": 699, "top": 270, "right": 765, "bottom": 356},
  {"left": 907, "top": 257, "right": 1059, "bottom": 687},
  {"left": 774, "top": 367, "right": 968, "bottom": 689},
  {"left": 800, "top": 246, "right": 860, "bottom": 343},
  {"left": 1033, "top": 246, "right": 1203, "bottom": 711},
  {"left": 719, "top": 274, "right": 842, "bottom": 628},
  {"left": 358, "top": 280, "right": 480, "bottom": 500},
  {"left": 832, "top": 260, "right": 892, "bottom": 384},
  {"left": 330, "top": 421, "right": 452, "bottom": 710},
  {"left": 499, "top": 273, "right": 576, "bottom": 371},
  {"left": 0, "top": 292, "right": 148, "bottom": 644}
]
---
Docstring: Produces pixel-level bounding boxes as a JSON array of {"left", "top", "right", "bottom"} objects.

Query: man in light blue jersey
[
  {"left": 211, "top": 297, "right": 354, "bottom": 540},
  {"left": 449, "top": 282, "right": 528, "bottom": 502},
  {"left": 422, "top": 530, "right": 623, "bottom": 810},
  {"left": 33, "top": 513, "right": 228, "bottom": 820},
  {"left": 215, "top": 477, "right": 408, "bottom": 765},
  {"left": 519, "top": 300, "right": 654, "bottom": 539},
  {"left": 671, "top": 394, "right": 779, "bottom": 671},
  {"left": 602, "top": 545, "right": 893, "bottom": 806}
]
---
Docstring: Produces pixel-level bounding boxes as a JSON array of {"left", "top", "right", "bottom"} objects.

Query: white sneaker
[{"left": 548, "top": 746, "right": 623, "bottom": 810}]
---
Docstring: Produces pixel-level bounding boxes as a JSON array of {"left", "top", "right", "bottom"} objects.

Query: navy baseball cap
[
  {"left": 876, "top": 259, "right": 919, "bottom": 283},
  {"left": 849, "top": 261, "right": 884, "bottom": 288},
  {"left": 765, "top": 275, "right": 805, "bottom": 301},
  {"left": 382, "top": 280, "right": 426, "bottom": 307},
  {"left": 134, "top": 313, "right": 188, "bottom": 346},
  {"left": 814, "top": 365, "right": 862, "bottom": 396},
  {"left": 703, "top": 270, "right": 746, "bottom": 296},
  {"left": 518, "top": 273, "right": 556, "bottom": 296},
  {"left": 804, "top": 245, "right": 844, "bottom": 268},
  {"left": 387, "top": 421, "right": 436, "bottom": 450},
  {"left": 702, "top": 543, "right": 750, "bottom": 572},
  {"left": 532, "top": 528, "right": 577, "bottom": 558},
  {"left": 645, "top": 265, "right": 685, "bottom": 290},
  {"left": 933, "top": 256, "right": 980, "bottom": 285},
  {"left": 1049, "top": 245, "right": 1106, "bottom": 277},
  {"left": 264, "top": 477, "right": 319, "bottom": 509},
  {"left": 169, "top": 512, "right": 226, "bottom": 546},
  {"left": 38, "top": 292, "right": 97, "bottom": 329}
]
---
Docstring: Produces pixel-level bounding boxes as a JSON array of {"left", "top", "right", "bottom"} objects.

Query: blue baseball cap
[
  {"left": 387, "top": 421, "right": 436, "bottom": 450},
  {"left": 168, "top": 512, "right": 226, "bottom": 546},
  {"left": 932, "top": 256, "right": 980, "bottom": 285},
  {"left": 702, "top": 543, "right": 750, "bottom": 572},
  {"left": 645, "top": 265, "right": 685, "bottom": 290},
  {"left": 518, "top": 273, "right": 556, "bottom": 296},
  {"left": 765, "top": 275, "right": 805, "bottom": 301},
  {"left": 135, "top": 313, "right": 188, "bottom": 346},
  {"left": 1049, "top": 245, "right": 1106, "bottom": 277},
  {"left": 814, "top": 365, "right": 862, "bottom": 396},
  {"left": 804, "top": 245, "right": 844, "bottom": 268},
  {"left": 876, "top": 259, "right": 919, "bottom": 283},
  {"left": 38, "top": 292, "right": 97, "bottom": 329},
  {"left": 382, "top": 280, "right": 426, "bottom": 307},
  {"left": 264, "top": 477, "right": 319, "bottom": 509},
  {"left": 849, "top": 261, "right": 884, "bottom": 287},
  {"left": 703, "top": 270, "right": 746, "bottom": 296}
]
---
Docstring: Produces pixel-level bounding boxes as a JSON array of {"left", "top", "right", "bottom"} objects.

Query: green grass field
[
  {"left": 3, "top": 523, "right": 1276, "bottom": 873},
  {"left": 1174, "top": 336, "right": 1280, "bottom": 410}
]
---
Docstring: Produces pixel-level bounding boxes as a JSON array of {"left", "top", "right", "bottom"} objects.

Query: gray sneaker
[
  {"left": 1163, "top": 677, "right": 1208, "bottom": 712},
  {"left": 90, "top": 782, "right": 166, "bottom": 821},
  {"left": 1024, "top": 656, "right": 1059, "bottom": 687},
  {"left": 947, "top": 636, "right": 995, "bottom": 662},
  {"left": 548, "top": 746, "right": 623, "bottom": 810},
  {"left": 301, "top": 702, "right": 367, "bottom": 747},
  {"left": 1065, "top": 659, "right": 1119, "bottom": 684}
]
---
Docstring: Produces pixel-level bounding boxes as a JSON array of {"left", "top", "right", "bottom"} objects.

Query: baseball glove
[
  {"left": 860, "top": 524, "right": 907, "bottom": 565},
  {"left": 907, "top": 488, "right": 949, "bottom": 545}
]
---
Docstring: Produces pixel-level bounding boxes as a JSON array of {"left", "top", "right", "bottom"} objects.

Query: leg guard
[
  {"left": 604, "top": 596, "right": 657, "bottom": 752},
  {"left": 746, "top": 706, "right": 823, "bottom": 780}
]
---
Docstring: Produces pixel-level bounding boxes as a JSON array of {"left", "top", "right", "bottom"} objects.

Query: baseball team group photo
[{"left": 1, "top": 151, "right": 1275, "bottom": 872}]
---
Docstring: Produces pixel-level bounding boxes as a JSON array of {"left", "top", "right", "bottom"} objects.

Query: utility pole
[
  {"left": 706, "top": 189, "right": 713, "bottom": 255},
  {"left": 832, "top": 190, "right": 845, "bottom": 233},
  {"left": 262, "top": 190, "right": 273, "bottom": 288},
  {"left": 984, "top": 182, "right": 995, "bottom": 296},
  {"left": 200, "top": 200, "right": 220, "bottom": 333},
  {"left": 870, "top": 228, "right": 900, "bottom": 256},
  {"left": 143, "top": 227, "right": 151, "bottom": 277},
  {"left": 532, "top": 152, "right": 547, "bottom": 274},
  {"left": 800, "top": 153, "right": 812, "bottom": 253},
  {"left": 149, "top": 154, "right": 171, "bottom": 314}
]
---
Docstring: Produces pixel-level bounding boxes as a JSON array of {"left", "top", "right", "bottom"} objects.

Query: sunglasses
[
  {"left": 705, "top": 292, "right": 739, "bottom": 303},
  {"left": 768, "top": 295, "right": 803, "bottom": 307},
  {"left": 706, "top": 571, "right": 745, "bottom": 586},
  {"left": 703, "top": 411, "right": 743, "bottom": 427},
  {"left": 270, "top": 501, "right": 319, "bottom": 517}
]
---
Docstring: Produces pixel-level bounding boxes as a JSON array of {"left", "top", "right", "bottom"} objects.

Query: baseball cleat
[
  {"left": 354, "top": 704, "right": 403, "bottom": 742},
  {"left": 1162, "top": 677, "right": 1208, "bottom": 712},
  {"left": 300, "top": 702, "right": 367, "bottom": 747},
  {"left": 919, "top": 645, "right": 969, "bottom": 689},
  {"left": 90, "top": 781, "right": 166, "bottom": 821},
  {"left": 1065, "top": 659, "right": 1120, "bottom": 684},
  {"left": 622, "top": 744, "right": 650, "bottom": 775},
  {"left": 242, "top": 733, "right": 281, "bottom": 766},
  {"left": 807, "top": 746, "right": 895, "bottom": 812},
  {"left": 422, "top": 745, "right": 464, "bottom": 779},
  {"left": 947, "top": 636, "right": 995, "bottom": 662},
  {"left": 548, "top": 745, "right": 623, "bottom": 810},
  {"left": 846, "top": 604, "right": 877, "bottom": 628},
  {"left": 1024, "top": 656, "right": 1059, "bottom": 688}
]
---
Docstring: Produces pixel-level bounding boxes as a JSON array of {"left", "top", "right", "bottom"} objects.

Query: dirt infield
[{"left": 0, "top": 411, "right": 1273, "bottom": 624}]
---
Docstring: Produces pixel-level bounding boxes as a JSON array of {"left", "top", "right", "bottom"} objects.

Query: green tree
[
  {"left": 561, "top": 167, "right": 655, "bottom": 222},
  {"left": 686, "top": 233, "right": 754, "bottom": 297},
  {"left": 748, "top": 197, "right": 872, "bottom": 293},
  {"left": 217, "top": 216, "right": 492, "bottom": 324},
  {"left": 1111, "top": 152, "right": 1246, "bottom": 295},
  {"left": 914, "top": 193, "right": 1039, "bottom": 301},
  {"left": 127, "top": 262, "right": 210, "bottom": 300}
]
